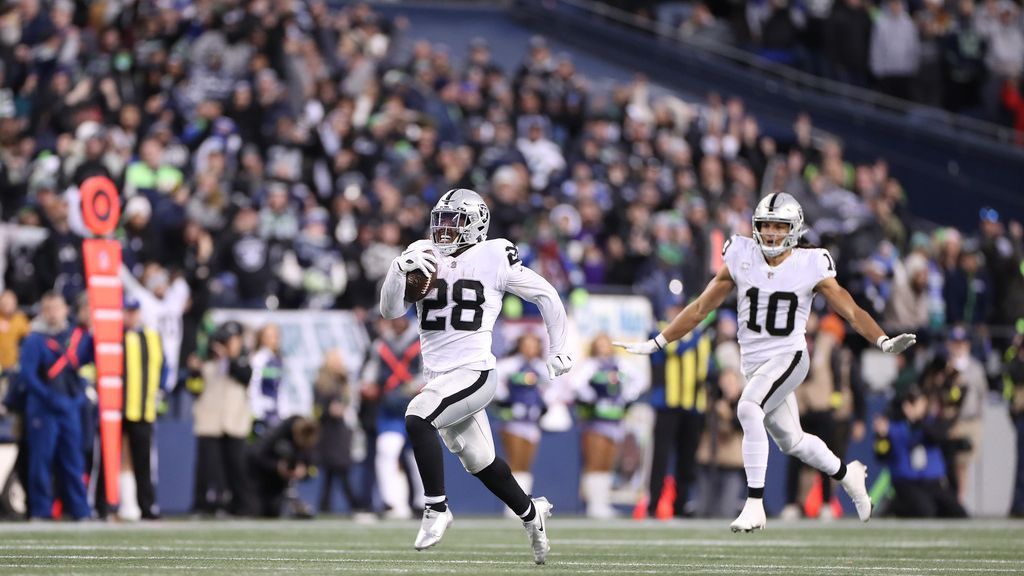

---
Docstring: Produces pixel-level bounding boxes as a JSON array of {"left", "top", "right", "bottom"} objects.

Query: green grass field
[{"left": 1, "top": 517, "right": 1022, "bottom": 575}]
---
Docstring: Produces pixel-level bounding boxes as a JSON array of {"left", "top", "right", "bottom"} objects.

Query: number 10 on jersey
[{"left": 745, "top": 287, "right": 798, "bottom": 336}]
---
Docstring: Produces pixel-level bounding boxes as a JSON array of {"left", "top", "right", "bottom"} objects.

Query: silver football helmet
[
  {"left": 752, "top": 192, "right": 804, "bottom": 258},
  {"left": 430, "top": 188, "right": 490, "bottom": 256}
]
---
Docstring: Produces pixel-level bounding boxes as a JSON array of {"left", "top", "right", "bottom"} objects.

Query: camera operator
[
  {"left": 874, "top": 385, "right": 967, "bottom": 518},
  {"left": 246, "top": 416, "right": 320, "bottom": 518},
  {"left": 191, "top": 321, "right": 252, "bottom": 516}
]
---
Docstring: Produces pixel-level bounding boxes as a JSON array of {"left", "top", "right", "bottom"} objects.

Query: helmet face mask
[
  {"left": 430, "top": 189, "right": 490, "bottom": 256},
  {"left": 752, "top": 193, "right": 804, "bottom": 258}
]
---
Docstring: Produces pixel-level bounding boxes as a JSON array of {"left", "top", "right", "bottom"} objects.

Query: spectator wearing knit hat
[{"left": 885, "top": 251, "right": 931, "bottom": 334}]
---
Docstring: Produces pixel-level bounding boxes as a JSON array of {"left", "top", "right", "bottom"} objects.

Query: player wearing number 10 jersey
[
  {"left": 616, "top": 192, "right": 917, "bottom": 532},
  {"left": 379, "top": 188, "right": 573, "bottom": 564}
]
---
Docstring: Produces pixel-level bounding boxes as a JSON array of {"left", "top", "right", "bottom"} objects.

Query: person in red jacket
[{"left": 1002, "top": 76, "right": 1024, "bottom": 146}]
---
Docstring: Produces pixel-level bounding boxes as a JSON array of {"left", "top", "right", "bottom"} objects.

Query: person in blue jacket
[
  {"left": 874, "top": 385, "right": 967, "bottom": 518},
  {"left": 19, "top": 291, "right": 94, "bottom": 520}
]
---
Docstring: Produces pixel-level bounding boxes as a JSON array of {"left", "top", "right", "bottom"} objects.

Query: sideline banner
[{"left": 208, "top": 310, "right": 370, "bottom": 417}]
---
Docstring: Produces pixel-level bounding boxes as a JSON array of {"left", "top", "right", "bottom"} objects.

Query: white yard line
[{"left": 1, "top": 553, "right": 1021, "bottom": 573}]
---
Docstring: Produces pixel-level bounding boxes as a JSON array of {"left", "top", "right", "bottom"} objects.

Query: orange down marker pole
[{"left": 80, "top": 176, "right": 123, "bottom": 507}]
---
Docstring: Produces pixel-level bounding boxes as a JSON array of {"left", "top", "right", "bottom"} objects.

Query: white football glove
[
  {"left": 547, "top": 353, "right": 574, "bottom": 379},
  {"left": 877, "top": 333, "right": 917, "bottom": 354},
  {"left": 612, "top": 334, "right": 668, "bottom": 355},
  {"left": 395, "top": 248, "right": 437, "bottom": 277}
]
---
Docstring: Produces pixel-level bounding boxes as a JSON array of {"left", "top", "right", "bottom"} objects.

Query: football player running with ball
[
  {"left": 616, "top": 193, "right": 916, "bottom": 532},
  {"left": 379, "top": 188, "right": 573, "bottom": 563}
]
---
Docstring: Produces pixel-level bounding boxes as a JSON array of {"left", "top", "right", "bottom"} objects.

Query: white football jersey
[
  {"left": 380, "top": 238, "right": 568, "bottom": 376},
  {"left": 722, "top": 235, "right": 836, "bottom": 375}
]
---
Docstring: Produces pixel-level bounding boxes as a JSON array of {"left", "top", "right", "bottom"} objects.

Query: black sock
[
  {"left": 472, "top": 457, "right": 531, "bottom": 517},
  {"left": 748, "top": 486, "right": 765, "bottom": 499},
  {"left": 405, "top": 416, "right": 446, "bottom": 498},
  {"left": 832, "top": 462, "right": 847, "bottom": 481}
]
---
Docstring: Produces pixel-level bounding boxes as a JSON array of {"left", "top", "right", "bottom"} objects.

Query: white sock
[
  {"left": 424, "top": 494, "right": 447, "bottom": 505},
  {"left": 118, "top": 470, "right": 141, "bottom": 521},
  {"left": 583, "top": 472, "right": 614, "bottom": 517},
  {"left": 376, "top": 433, "right": 410, "bottom": 515},
  {"left": 737, "top": 400, "right": 769, "bottom": 489}
]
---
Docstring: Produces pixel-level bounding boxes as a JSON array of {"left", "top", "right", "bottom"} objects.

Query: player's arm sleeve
[
  {"left": 504, "top": 263, "right": 569, "bottom": 356},
  {"left": 379, "top": 260, "right": 411, "bottom": 319}
]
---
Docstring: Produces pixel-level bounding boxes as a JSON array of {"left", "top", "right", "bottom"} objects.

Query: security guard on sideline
[
  {"left": 646, "top": 303, "right": 714, "bottom": 518},
  {"left": 120, "top": 296, "right": 167, "bottom": 519},
  {"left": 20, "top": 292, "right": 94, "bottom": 520}
]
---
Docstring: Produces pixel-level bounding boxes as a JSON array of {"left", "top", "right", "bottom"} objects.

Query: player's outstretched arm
[
  {"left": 379, "top": 261, "right": 411, "bottom": 319},
  {"left": 504, "top": 264, "right": 573, "bottom": 379},
  {"left": 816, "top": 276, "right": 916, "bottom": 354},
  {"left": 615, "top": 265, "right": 736, "bottom": 355}
]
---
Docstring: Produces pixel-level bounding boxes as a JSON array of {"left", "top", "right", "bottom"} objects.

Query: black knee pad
[{"left": 405, "top": 415, "right": 435, "bottom": 437}]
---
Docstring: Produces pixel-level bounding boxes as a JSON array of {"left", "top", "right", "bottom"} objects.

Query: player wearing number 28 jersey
[
  {"left": 616, "top": 192, "right": 917, "bottom": 532},
  {"left": 379, "top": 188, "right": 572, "bottom": 564}
]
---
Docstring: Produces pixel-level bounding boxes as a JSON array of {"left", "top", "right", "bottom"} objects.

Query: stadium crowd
[
  {"left": 619, "top": 0, "right": 1024, "bottom": 134},
  {"left": 0, "top": 0, "right": 1022, "bottom": 520}
]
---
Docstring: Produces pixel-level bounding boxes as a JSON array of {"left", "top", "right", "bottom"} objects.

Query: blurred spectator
[
  {"left": 944, "top": 0, "right": 988, "bottom": 112},
  {"left": 977, "top": 1, "right": 1024, "bottom": 114},
  {"left": 33, "top": 195, "right": 84, "bottom": 304},
  {"left": 575, "top": 334, "right": 637, "bottom": 518},
  {"left": 0, "top": 289, "right": 29, "bottom": 370},
  {"left": 249, "top": 323, "right": 285, "bottom": 437},
  {"left": 1002, "top": 77, "right": 1024, "bottom": 146},
  {"left": 278, "top": 208, "right": 347, "bottom": 310},
  {"left": 694, "top": 368, "right": 746, "bottom": 518},
  {"left": 825, "top": 0, "right": 873, "bottom": 87},
  {"left": 870, "top": 0, "right": 922, "bottom": 100},
  {"left": 121, "top": 263, "right": 190, "bottom": 385},
  {"left": 517, "top": 120, "right": 566, "bottom": 192},
  {"left": 314, "top": 349, "right": 362, "bottom": 514},
  {"left": 979, "top": 209, "right": 1024, "bottom": 339},
  {"left": 361, "top": 315, "right": 424, "bottom": 518},
  {"left": 874, "top": 386, "right": 967, "bottom": 518},
  {"left": 1004, "top": 330, "right": 1024, "bottom": 516},
  {"left": 245, "top": 416, "right": 319, "bottom": 518},
  {"left": 19, "top": 291, "right": 92, "bottom": 520},
  {"left": 943, "top": 241, "right": 991, "bottom": 327},
  {"left": 915, "top": 0, "right": 955, "bottom": 107},
  {"left": 884, "top": 252, "right": 930, "bottom": 334},
  {"left": 96, "top": 297, "right": 166, "bottom": 520},
  {"left": 213, "top": 204, "right": 276, "bottom": 309},
  {"left": 494, "top": 333, "right": 550, "bottom": 517},
  {"left": 679, "top": 3, "right": 733, "bottom": 45},
  {"left": 191, "top": 321, "right": 252, "bottom": 516},
  {"left": 120, "top": 196, "right": 160, "bottom": 277},
  {"left": 943, "top": 326, "right": 987, "bottom": 501},
  {"left": 645, "top": 304, "right": 714, "bottom": 519}
]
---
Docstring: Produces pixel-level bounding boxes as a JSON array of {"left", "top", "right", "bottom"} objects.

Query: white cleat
[
  {"left": 730, "top": 498, "right": 767, "bottom": 533},
  {"left": 414, "top": 506, "right": 454, "bottom": 551},
  {"left": 840, "top": 460, "right": 872, "bottom": 522},
  {"left": 523, "top": 497, "right": 553, "bottom": 565}
]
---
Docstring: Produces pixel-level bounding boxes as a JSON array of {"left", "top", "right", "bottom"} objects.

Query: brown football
[{"left": 405, "top": 265, "right": 437, "bottom": 302}]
